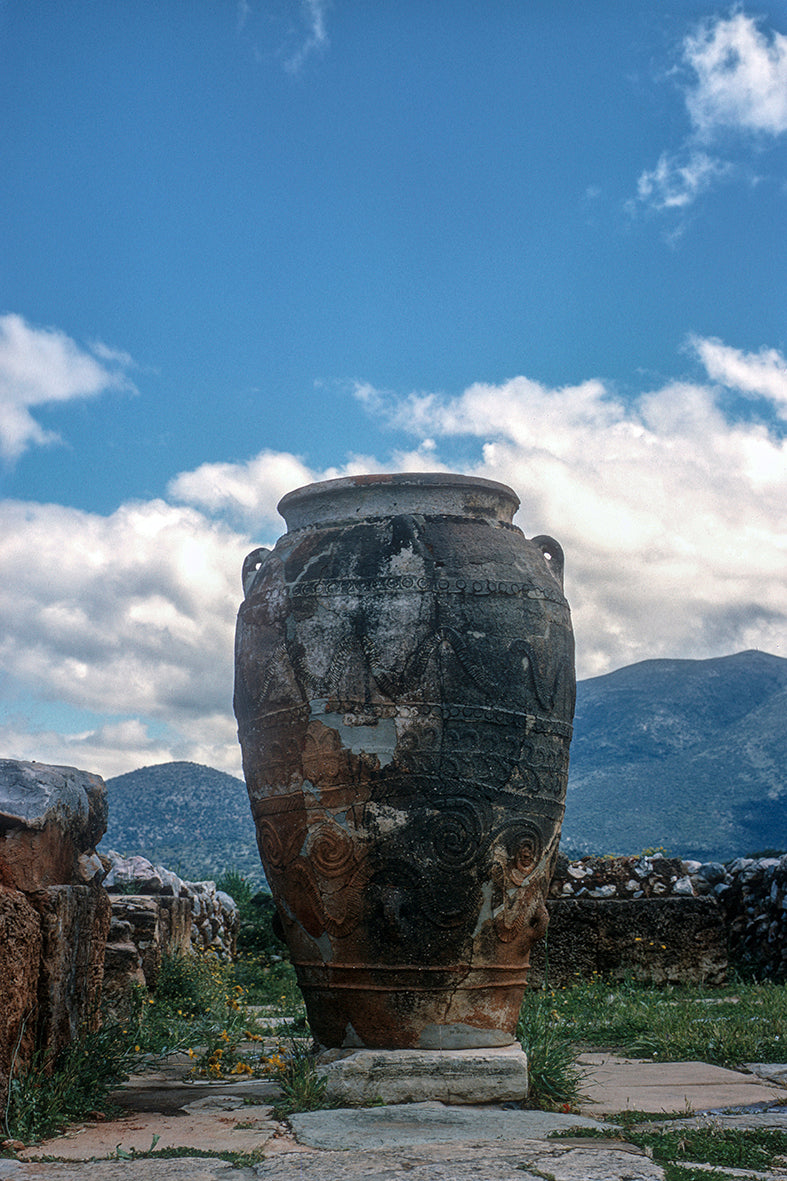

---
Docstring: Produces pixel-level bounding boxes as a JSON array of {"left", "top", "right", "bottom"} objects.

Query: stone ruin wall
[
  {"left": 0, "top": 761, "right": 240, "bottom": 1110},
  {"left": 101, "top": 852, "right": 239, "bottom": 1009},
  {"left": 530, "top": 851, "right": 787, "bottom": 987}
]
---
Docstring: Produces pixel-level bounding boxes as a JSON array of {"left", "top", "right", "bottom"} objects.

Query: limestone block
[
  {"left": 28, "top": 883, "right": 111, "bottom": 1052},
  {"left": 154, "top": 865, "right": 184, "bottom": 896},
  {"left": 0, "top": 886, "right": 41, "bottom": 1110},
  {"left": 104, "top": 854, "right": 163, "bottom": 893},
  {"left": 316, "top": 1044, "right": 529, "bottom": 1106},
  {"left": 0, "top": 759, "right": 107, "bottom": 891},
  {"left": 530, "top": 897, "right": 727, "bottom": 987},
  {"left": 102, "top": 938, "right": 146, "bottom": 1012},
  {"left": 108, "top": 896, "right": 161, "bottom": 987},
  {"left": 156, "top": 895, "right": 193, "bottom": 957}
]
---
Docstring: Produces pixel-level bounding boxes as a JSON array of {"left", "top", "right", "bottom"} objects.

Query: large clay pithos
[{"left": 234, "top": 473, "right": 575, "bottom": 1049}]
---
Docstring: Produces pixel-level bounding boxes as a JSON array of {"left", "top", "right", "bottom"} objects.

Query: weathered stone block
[
  {"left": 156, "top": 895, "right": 193, "bottom": 957},
  {"left": 316, "top": 1044, "right": 529, "bottom": 1106},
  {"left": 28, "top": 883, "right": 111, "bottom": 1052},
  {"left": 0, "top": 886, "right": 41, "bottom": 1110},
  {"left": 0, "top": 760, "right": 107, "bottom": 891},
  {"left": 108, "top": 896, "right": 161, "bottom": 987},
  {"left": 529, "top": 897, "right": 727, "bottom": 987}
]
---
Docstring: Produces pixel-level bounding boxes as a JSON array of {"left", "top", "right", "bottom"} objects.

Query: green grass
[
  {"left": 516, "top": 992, "right": 585, "bottom": 1110},
  {"left": 4, "top": 949, "right": 272, "bottom": 1145},
  {"left": 551, "top": 1122, "right": 787, "bottom": 1178},
  {"left": 637, "top": 1125, "right": 787, "bottom": 1171},
  {"left": 535, "top": 974, "right": 787, "bottom": 1066}
]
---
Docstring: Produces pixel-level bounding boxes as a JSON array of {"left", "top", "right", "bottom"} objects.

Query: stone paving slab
[
  {"left": 15, "top": 1103, "right": 281, "bottom": 1162},
  {"left": 747, "top": 1065, "right": 787, "bottom": 1087},
  {"left": 288, "top": 1100, "right": 614, "bottom": 1149},
  {"left": 0, "top": 1161, "right": 259, "bottom": 1181},
  {"left": 0, "top": 1142, "right": 666, "bottom": 1181},
  {"left": 578, "top": 1054, "right": 787, "bottom": 1115},
  {"left": 634, "top": 1107, "right": 787, "bottom": 1132},
  {"left": 114, "top": 1077, "right": 279, "bottom": 1114}
]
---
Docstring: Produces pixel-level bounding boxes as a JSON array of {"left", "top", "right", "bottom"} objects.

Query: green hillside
[{"left": 102, "top": 761, "right": 264, "bottom": 884}]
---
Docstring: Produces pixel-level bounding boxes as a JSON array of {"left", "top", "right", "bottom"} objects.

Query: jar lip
[{"left": 277, "top": 471, "right": 520, "bottom": 530}]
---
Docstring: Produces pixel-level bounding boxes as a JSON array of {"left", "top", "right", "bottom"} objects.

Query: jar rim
[{"left": 277, "top": 472, "right": 520, "bottom": 530}]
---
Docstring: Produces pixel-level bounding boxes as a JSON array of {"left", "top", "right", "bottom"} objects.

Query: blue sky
[{"left": 1, "top": 1, "right": 786, "bottom": 778}]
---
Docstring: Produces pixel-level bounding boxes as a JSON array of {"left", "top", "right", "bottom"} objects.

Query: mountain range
[
  {"left": 100, "top": 649, "right": 787, "bottom": 878},
  {"left": 561, "top": 648, "right": 787, "bottom": 860}
]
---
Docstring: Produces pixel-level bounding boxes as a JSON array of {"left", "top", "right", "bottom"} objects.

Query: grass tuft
[
  {"left": 266, "top": 1037, "right": 334, "bottom": 1117},
  {"left": 517, "top": 990, "right": 584, "bottom": 1110}
]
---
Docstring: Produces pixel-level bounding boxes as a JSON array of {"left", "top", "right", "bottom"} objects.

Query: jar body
[{"left": 234, "top": 474, "right": 575, "bottom": 1049}]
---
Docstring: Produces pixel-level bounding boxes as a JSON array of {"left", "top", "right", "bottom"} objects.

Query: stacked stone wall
[
  {"left": 530, "top": 852, "right": 787, "bottom": 987},
  {"left": 712, "top": 855, "right": 787, "bottom": 980},
  {"left": 101, "top": 852, "right": 239, "bottom": 1006}
]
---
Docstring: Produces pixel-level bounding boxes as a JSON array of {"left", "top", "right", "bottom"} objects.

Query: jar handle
[
  {"left": 531, "top": 535, "right": 564, "bottom": 590},
  {"left": 242, "top": 547, "right": 271, "bottom": 598}
]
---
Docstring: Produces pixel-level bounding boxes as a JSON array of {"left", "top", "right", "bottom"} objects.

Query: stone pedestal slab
[{"left": 316, "top": 1044, "right": 529, "bottom": 1106}]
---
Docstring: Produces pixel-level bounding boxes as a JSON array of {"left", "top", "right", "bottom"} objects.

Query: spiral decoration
[
  {"left": 428, "top": 797, "right": 490, "bottom": 870},
  {"left": 308, "top": 821, "right": 356, "bottom": 879}
]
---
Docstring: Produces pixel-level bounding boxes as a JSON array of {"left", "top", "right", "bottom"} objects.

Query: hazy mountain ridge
[
  {"left": 101, "top": 650, "right": 787, "bottom": 877},
  {"left": 561, "top": 650, "right": 787, "bottom": 860}
]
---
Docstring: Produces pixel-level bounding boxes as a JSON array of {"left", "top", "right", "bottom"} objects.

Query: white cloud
[
  {"left": 0, "top": 719, "right": 178, "bottom": 782},
  {"left": 634, "top": 11, "right": 787, "bottom": 214},
  {"left": 167, "top": 442, "right": 444, "bottom": 532},
  {"left": 684, "top": 12, "right": 787, "bottom": 138},
  {"left": 355, "top": 340, "right": 787, "bottom": 677},
  {"left": 168, "top": 450, "right": 318, "bottom": 531},
  {"left": 285, "top": 0, "right": 329, "bottom": 73},
  {"left": 3, "top": 335, "right": 787, "bottom": 777},
  {"left": 0, "top": 314, "right": 134, "bottom": 461},
  {"left": 0, "top": 497, "right": 251, "bottom": 775},
  {"left": 689, "top": 334, "right": 787, "bottom": 412},
  {"left": 636, "top": 150, "right": 732, "bottom": 210}
]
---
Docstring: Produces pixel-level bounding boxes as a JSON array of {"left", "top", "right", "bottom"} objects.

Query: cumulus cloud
[
  {"left": 168, "top": 440, "right": 445, "bottom": 532},
  {"left": 0, "top": 314, "right": 135, "bottom": 461},
  {"left": 0, "top": 497, "right": 252, "bottom": 774},
  {"left": 635, "top": 11, "right": 787, "bottom": 214},
  {"left": 4, "top": 334, "right": 787, "bottom": 777},
  {"left": 684, "top": 11, "right": 787, "bottom": 138}
]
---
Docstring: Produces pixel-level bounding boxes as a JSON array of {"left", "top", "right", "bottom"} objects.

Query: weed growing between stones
[
  {"left": 516, "top": 937, "right": 584, "bottom": 1111},
  {"left": 516, "top": 991, "right": 584, "bottom": 1111},
  {"left": 265, "top": 1036, "right": 333, "bottom": 1117},
  {"left": 4, "top": 1019, "right": 139, "bottom": 1145},
  {"left": 215, "top": 872, "right": 304, "bottom": 1014},
  {"left": 3, "top": 950, "right": 274, "bottom": 1146}
]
